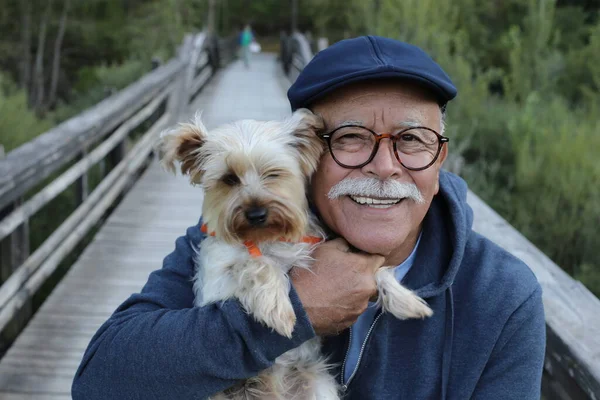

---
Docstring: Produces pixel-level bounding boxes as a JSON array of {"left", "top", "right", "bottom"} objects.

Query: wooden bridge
[{"left": 0, "top": 32, "right": 598, "bottom": 400}]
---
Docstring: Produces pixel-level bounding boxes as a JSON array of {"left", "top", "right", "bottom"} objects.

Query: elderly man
[{"left": 72, "top": 36, "right": 545, "bottom": 399}]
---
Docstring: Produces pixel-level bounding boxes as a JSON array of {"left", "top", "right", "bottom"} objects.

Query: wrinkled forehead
[
  {"left": 310, "top": 79, "right": 442, "bottom": 130},
  {"left": 311, "top": 79, "right": 440, "bottom": 108}
]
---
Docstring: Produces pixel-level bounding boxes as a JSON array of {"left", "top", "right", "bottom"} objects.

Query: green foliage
[
  {"left": 554, "top": 5, "right": 591, "bottom": 50},
  {"left": 302, "top": 0, "right": 370, "bottom": 41},
  {"left": 0, "top": 73, "right": 53, "bottom": 152},
  {"left": 52, "top": 59, "right": 148, "bottom": 123},
  {"left": 0, "top": 58, "right": 149, "bottom": 150},
  {"left": 74, "top": 60, "right": 147, "bottom": 93},
  {"left": 575, "top": 264, "right": 600, "bottom": 298},
  {"left": 124, "top": 0, "right": 204, "bottom": 61},
  {"left": 0, "top": 0, "right": 207, "bottom": 115},
  {"left": 506, "top": 94, "right": 600, "bottom": 277},
  {"left": 501, "top": 0, "right": 563, "bottom": 102},
  {"left": 559, "top": 20, "right": 600, "bottom": 104}
]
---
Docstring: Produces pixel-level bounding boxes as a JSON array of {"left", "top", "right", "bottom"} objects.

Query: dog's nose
[{"left": 245, "top": 207, "right": 268, "bottom": 226}]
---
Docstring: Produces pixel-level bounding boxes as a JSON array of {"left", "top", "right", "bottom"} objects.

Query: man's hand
[{"left": 290, "top": 238, "right": 385, "bottom": 336}]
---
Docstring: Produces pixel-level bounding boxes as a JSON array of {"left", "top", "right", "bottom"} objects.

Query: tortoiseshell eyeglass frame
[{"left": 320, "top": 125, "right": 449, "bottom": 171}]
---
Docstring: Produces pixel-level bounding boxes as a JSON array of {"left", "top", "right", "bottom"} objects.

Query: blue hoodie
[{"left": 72, "top": 171, "right": 545, "bottom": 399}]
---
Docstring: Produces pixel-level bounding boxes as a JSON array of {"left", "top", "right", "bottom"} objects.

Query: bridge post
[
  {"left": 280, "top": 32, "right": 288, "bottom": 75},
  {"left": 207, "top": 0, "right": 217, "bottom": 34},
  {"left": 167, "top": 35, "right": 195, "bottom": 125},
  {"left": 0, "top": 201, "right": 29, "bottom": 289},
  {"left": 76, "top": 147, "right": 89, "bottom": 204},
  {"left": 291, "top": 0, "right": 298, "bottom": 33},
  {"left": 0, "top": 198, "right": 31, "bottom": 355},
  {"left": 108, "top": 140, "right": 127, "bottom": 173}
]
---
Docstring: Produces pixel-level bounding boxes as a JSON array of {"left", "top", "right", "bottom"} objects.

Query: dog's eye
[
  {"left": 265, "top": 173, "right": 280, "bottom": 179},
  {"left": 222, "top": 173, "right": 240, "bottom": 186}
]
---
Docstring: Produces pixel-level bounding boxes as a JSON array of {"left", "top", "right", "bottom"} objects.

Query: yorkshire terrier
[{"left": 159, "top": 109, "right": 432, "bottom": 400}]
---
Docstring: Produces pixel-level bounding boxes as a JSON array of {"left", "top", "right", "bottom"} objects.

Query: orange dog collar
[{"left": 201, "top": 224, "right": 322, "bottom": 258}]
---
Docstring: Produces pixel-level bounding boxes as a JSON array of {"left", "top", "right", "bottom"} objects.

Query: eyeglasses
[{"left": 320, "top": 125, "right": 449, "bottom": 171}]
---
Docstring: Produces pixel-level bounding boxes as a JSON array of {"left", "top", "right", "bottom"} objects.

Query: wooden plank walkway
[{"left": 0, "top": 53, "right": 291, "bottom": 399}]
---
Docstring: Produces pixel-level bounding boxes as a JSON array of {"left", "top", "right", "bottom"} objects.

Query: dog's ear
[
  {"left": 284, "top": 108, "right": 325, "bottom": 177},
  {"left": 159, "top": 113, "right": 208, "bottom": 183}
]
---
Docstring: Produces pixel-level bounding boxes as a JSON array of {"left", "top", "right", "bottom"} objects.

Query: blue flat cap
[{"left": 288, "top": 35, "right": 457, "bottom": 111}]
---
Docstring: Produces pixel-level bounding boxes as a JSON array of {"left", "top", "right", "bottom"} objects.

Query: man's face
[{"left": 310, "top": 81, "right": 447, "bottom": 265}]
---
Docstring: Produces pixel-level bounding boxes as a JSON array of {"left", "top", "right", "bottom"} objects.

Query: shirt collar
[{"left": 393, "top": 230, "right": 422, "bottom": 282}]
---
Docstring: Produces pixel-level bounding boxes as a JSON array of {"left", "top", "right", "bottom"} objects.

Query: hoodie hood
[
  {"left": 404, "top": 169, "right": 473, "bottom": 299},
  {"left": 402, "top": 170, "right": 471, "bottom": 399}
]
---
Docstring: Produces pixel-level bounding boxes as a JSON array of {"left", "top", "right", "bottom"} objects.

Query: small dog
[{"left": 159, "top": 109, "right": 432, "bottom": 400}]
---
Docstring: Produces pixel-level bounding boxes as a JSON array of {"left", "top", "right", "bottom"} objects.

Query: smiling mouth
[{"left": 348, "top": 195, "right": 405, "bottom": 208}]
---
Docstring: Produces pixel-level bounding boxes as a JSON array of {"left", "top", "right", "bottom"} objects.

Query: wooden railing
[
  {"left": 279, "top": 32, "right": 600, "bottom": 400},
  {"left": 0, "top": 31, "right": 237, "bottom": 349},
  {"left": 280, "top": 32, "right": 314, "bottom": 84}
]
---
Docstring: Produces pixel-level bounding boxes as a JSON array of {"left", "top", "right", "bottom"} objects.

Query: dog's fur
[{"left": 159, "top": 109, "right": 432, "bottom": 399}]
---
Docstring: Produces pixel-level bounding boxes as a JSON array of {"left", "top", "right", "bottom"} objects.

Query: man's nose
[{"left": 362, "top": 138, "right": 403, "bottom": 180}]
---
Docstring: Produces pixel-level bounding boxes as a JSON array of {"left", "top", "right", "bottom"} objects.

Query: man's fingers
[
  {"left": 325, "top": 237, "right": 351, "bottom": 253},
  {"left": 320, "top": 238, "right": 385, "bottom": 271},
  {"left": 369, "top": 254, "right": 386, "bottom": 272}
]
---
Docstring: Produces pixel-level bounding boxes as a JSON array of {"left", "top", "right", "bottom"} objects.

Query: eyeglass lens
[{"left": 328, "top": 126, "right": 440, "bottom": 169}]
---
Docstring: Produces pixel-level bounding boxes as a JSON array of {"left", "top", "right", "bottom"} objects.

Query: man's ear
[
  {"left": 433, "top": 144, "right": 448, "bottom": 195},
  {"left": 284, "top": 108, "right": 325, "bottom": 177},
  {"left": 438, "top": 141, "right": 448, "bottom": 166},
  {"left": 159, "top": 114, "right": 208, "bottom": 184}
]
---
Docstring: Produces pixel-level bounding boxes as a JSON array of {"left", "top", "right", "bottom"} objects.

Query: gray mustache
[{"left": 327, "top": 178, "right": 425, "bottom": 204}]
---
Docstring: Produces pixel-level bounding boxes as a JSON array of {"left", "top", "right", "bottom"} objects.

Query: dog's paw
[
  {"left": 236, "top": 259, "right": 298, "bottom": 338},
  {"left": 255, "top": 297, "right": 296, "bottom": 338}
]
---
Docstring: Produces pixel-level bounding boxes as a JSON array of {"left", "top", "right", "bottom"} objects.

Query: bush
[
  {"left": 0, "top": 73, "right": 53, "bottom": 152},
  {"left": 50, "top": 59, "right": 149, "bottom": 124},
  {"left": 505, "top": 94, "right": 600, "bottom": 293}
]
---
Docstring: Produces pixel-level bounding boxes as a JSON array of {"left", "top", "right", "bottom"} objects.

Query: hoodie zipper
[
  {"left": 340, "top": 312, "right": 383, "bottom": 392},
  {"left": 340, "top": 327, "right": 353, "bottom": 392}
]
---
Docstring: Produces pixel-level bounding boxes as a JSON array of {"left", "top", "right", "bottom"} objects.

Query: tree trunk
[
  {"left": 19, "top": 0, "right": 32, "bottom": 94},
  {"left": 48, "top": 0, "right": 70, "bottom": 110},
  {"left": 372, "top": 0, "right": 381, "bottom": 35},
  {"left": 291, "top": 0, "right": 298, "bottom": 33},
  {"left": 207, "top": 0, "right": 216, "bottom": 33},
  {"left": 31, "top": 0, "right": 54, "bottom": 114},
  {"left": 221, "top": 0, "right": 229, "bottom": 34},
  {"left": 168, "top": 0, "right": 182, "bottom": 50}
]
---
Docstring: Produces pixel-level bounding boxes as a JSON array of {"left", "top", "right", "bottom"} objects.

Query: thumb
[
  {"left": 369, "top": 254, "right": 386, "bottom": 272},
  {"left": 325, "top": 237, "right": 351, "bottom": 253}
]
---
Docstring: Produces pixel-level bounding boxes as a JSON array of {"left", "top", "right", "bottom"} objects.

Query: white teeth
[{"left": 349, "top": 196, "right": 402, "bottom": 206}]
